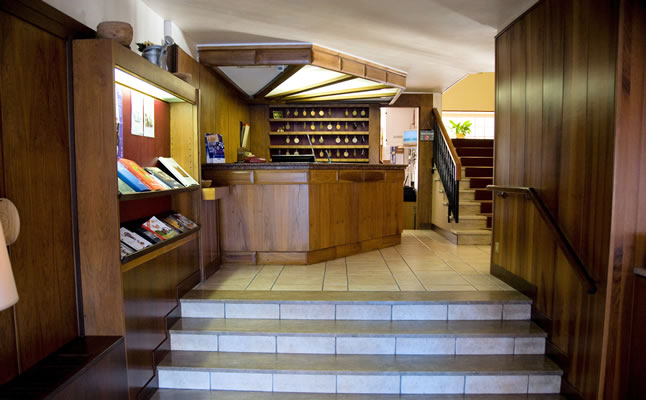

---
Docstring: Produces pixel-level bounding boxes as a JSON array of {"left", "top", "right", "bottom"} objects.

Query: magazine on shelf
[
  {"left": 145, "top": 167, "right": 184, "bottom": 189},
  {"left": 117, "top": 162, "right": 149, "bottom": 192},
  {"left": 141, "top": 216, "right": 179, "bottom": 240},
  {"left": 121, "top": 242, "right": 135, "bottom": 259},
  {"left": 118, "top": 178, "right": 136, "bottom": 194},
  {"left": 173, "top": 213, "right": 198, "bottom": 230},
  {"left": 135, "top": 227, "right": 162, "bottom": 245},
  {"left": 157, "top": 157, "right": 199, "bottom": 187},
  {"left": 162, "top": 215, "right": 187, "bottom": 233},
  {"left": 120, "top": 227, "right": 151, "bottom": 251},
  {"left": 149, "top": 174, "right": 171, "bottom": 190},
  {"left": 119, "top": 158, "right": 166, "bottom": 191},
  {"left": 205, "top": 133, "right": 225, "bottom": 164}
]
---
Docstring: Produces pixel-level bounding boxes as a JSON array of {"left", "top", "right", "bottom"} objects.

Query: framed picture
[{"left": 272, "top": 110, "right": 283, "bottom": 119}]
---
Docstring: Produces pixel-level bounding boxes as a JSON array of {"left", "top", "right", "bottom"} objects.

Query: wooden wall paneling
[
  {"left": 603, "top": 0, "right": 646, "bottom": 397},
  {"left": 249, "top": 105, "right": 270, "bottom": 160},
  {"left": 493, "top": 0, "right": 619, "bottom": 398},
  {"left": 122, "top": 238, "right": 199, "bottom": 399},
  {"left": 200, "top": 199, "right": 220, "bottom": 279},
  {"left": 368, "top": 104, "right": 380, "bottom": 163},
  {"left": 170, "top": 45, "right": 201, "bottom": 89},
  {"left": 493, "top": 26, "right": 511, "bottom": 270},
  {"left": 73, "top": 39, "right": 125, "bottom": 336},
  {"left": 391, "top": 94, "right": 434, "bottom": 228},
  {"left": 0, "top": 11, "right": 78, "bottom": 376}
]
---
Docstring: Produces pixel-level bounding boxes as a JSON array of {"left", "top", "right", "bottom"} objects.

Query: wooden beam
[
  {"left": 268, "top": 75, "right": 353, "bottom": 99},
  {"left": 254, "top": 65, "right": 303, "bottom": 98},
  {"left": 198, "top": 47, "right": 313, "bottom": 66}
]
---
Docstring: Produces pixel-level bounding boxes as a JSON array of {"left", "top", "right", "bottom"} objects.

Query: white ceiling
[{"left": 144, "top": 0, "right": 537, "bottom": 92}]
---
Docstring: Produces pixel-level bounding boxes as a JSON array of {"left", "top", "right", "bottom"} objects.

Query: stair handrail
[
  {"left": 487, "top": 185, "right": 598, "bottom": 294},
  {"left": 432, "top": 108, "right": 462, "bottom": 222}
]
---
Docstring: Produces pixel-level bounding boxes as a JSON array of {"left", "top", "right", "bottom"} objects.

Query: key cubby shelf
[{"left": 268, "top": 104, "right": 371, "bottom": 163}]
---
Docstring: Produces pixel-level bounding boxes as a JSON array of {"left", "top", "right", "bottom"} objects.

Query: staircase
[
  {"left": 153, "top": 290, "right": 563, "bottom": 398},
  {"left": 434, "top": 138, "right": 494, "bottom": 245}
]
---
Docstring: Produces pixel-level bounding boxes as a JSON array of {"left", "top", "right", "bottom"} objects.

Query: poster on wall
[
  {"left": 130, "top": 91, "right": 144, "bottom": 136},
  {"left": 143, "top": 95, "right": 155, "bottom": 138},
  {"left": 115, "top": 85, "right": 124, "bottom": 157}
]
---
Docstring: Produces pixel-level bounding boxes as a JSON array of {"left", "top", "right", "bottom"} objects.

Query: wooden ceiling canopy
[{"left": 197, "top": 44, "right": 407, "bottom": 103}]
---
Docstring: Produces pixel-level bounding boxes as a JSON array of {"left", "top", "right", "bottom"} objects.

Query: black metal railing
[{"left": 432, "top": 108, "right": 461, "bottom": 222}]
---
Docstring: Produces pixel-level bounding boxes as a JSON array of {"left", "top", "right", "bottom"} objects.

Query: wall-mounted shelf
[
  {"left": 118, "top": 185, "right": 200, "bottom": 201},
  {"left": 120, "top": 229, "right": 199, "bottom": 272},
  {"left": 270, "top": 118, "right": 369, "bottom": 122},
  {"left": 269, "top": 131, "right": 369, "bottom": 135},
  {"left": 269, "top": 104, "right": 372, "bottom": 164},
  {"left": 317, "top": 158, "right": 370, "bottom": 162},
  {"left": 270, "top": 145, "right": 369, "bottom": 149}
]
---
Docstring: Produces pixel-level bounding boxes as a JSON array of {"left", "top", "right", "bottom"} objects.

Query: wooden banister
[
  {"left": 432, "top": 108, "right": 461, "bottom": 180},
  {"left": 487, "top": 185, "right": 598, "bottom": 294}
]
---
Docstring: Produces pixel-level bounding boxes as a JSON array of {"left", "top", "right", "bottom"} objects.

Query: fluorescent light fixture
[
  {"left": 291, "top": 87, "right": 399, "bottom": 102},
  {"left": 114, "top": 68, "right": 183, "bottom": 102},
  {"left": 266, "top": 65, "right": 347, "bottom": 98},
  {"left": 283, "top": 78, "right": 386, "bottom": 99}
]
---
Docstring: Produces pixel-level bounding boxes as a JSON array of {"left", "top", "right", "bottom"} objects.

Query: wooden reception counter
[{"left": 202, "top": 163, "right": 406, "bottom": 264}]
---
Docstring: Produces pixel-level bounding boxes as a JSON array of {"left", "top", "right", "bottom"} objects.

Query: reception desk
[{"left": 202, "top": 163, "right": 406, "bottom": 264}]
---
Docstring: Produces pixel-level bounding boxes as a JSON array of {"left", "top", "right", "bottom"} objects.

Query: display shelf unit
[
  {"left": 72, "top": 39, "right": 202, "bottom": 396},
  {"left": 74, "top": 39, "right": 200, "bottom": 334},
  {"left": 120, "top": 228, "right": 200, "bottom": 272},
  {"left": 118, "top": 185, "right": 200, "bottom": 201},
  {"left": 268, "top": 104, "right": 372, "bottom": 163}
]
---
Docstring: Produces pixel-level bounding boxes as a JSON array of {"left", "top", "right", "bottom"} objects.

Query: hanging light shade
[{"left": 0, "top": 222, "right": 18, "bottom": 311}]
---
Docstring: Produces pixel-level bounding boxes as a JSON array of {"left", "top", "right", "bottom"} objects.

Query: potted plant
[{"left": 449, "top": 120, "right": 472, "bottom": 138}]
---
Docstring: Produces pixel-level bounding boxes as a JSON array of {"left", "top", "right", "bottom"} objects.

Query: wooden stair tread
[
  {"left": 450, "top": 229, "right": 492, "bottom": 236},
  {"left": 158, "top": 351, "right": 562, "bottom": 375}
]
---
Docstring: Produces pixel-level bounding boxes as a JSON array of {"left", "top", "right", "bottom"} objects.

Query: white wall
[{"left": 44, "top": 0, "right": 195, "bottom": 57}]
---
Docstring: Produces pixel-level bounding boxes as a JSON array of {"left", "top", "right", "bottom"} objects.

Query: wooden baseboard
[
  {"left": 431, "top": 224, "right": 457, "bottom": 244},
  {"left": 224, "top": 235, "right": 402, "bottom": 265}
]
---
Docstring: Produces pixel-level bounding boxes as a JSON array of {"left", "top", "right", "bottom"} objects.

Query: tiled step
[
  {"left": 460, "top": 157, "right": 493, "bottom": 167},
  {"left": 180, "top": 291, "right": 531, "bottom": 321},
  {"left": 452, "top": 229, "right": 492, "bottom": 245},
  {"left": 456, "top": 147, "right": 494, "bottom": 157},
  {"left": 450, "top": 215, "right": 488, "bottom": 230},
  {"left": 442, "top": 200, "right": 482, "bottom": 215},
  {"left": 157, "top": 352, "right": 562, "bottom": 394},
  {"left": 452, "top": 138, "right": 494, "bottom": 148},
  {"left": 153, "top": 390, "right": 569, "bottom": 399},
  {"left": 170, "top": 319, "right": 547, "bottom": 355}
]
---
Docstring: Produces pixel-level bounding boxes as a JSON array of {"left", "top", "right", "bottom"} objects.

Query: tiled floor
[{"left": 196, "top": 230, "right": 513, "bottom": 292}]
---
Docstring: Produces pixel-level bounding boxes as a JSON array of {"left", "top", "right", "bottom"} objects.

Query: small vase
[
  {"left": 456, "top": 133, "right": 466, "bottom": 138},
  {"left": 141, "top": 45, "right": 163, "bottom": 66}
]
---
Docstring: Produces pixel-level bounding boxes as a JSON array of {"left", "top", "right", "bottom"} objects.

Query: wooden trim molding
[
  {"left": 198, "top": 43, "right": 407, "bottom": 90},
  {"left": 224, "top": 234, "right": 402, "bottom": 265}
]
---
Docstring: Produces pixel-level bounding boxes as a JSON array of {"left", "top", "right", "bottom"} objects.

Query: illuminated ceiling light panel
[
  {"left": 289, "top": 88, "right": 400, "bottom": 102},
  {"left": 282, "top": 78, "right": 386, "bottom": 99},
  {"left": 266, "top": 65, "right": 347, "bottom": 98},
  {"left": 220, "top": 66, "right": 285, "bottom": 96},
  {"left": 114, "top": 68, "right": 183, "bottom": 102}
]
